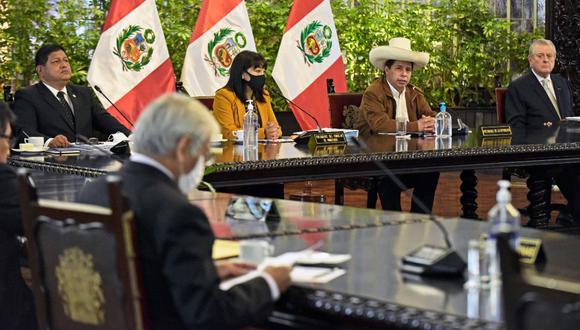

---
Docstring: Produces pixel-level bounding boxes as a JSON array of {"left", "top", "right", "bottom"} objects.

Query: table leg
[
  {"left": 460, "top": 169, "right": 479, "bottom": 219},
  {"left": 526, "top": 169, "right": 550, "bottom": 227}
]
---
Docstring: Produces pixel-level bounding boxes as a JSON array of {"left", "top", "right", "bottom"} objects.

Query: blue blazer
[{"left": 505, "top": 71, "right": 574, "bottom": 127}]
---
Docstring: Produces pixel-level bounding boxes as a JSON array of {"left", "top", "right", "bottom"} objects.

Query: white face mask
[{"left": 178, "top": 155, "right": 205, "bottom": 194}]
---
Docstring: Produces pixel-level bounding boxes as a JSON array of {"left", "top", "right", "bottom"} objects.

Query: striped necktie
[
  {"left": 542, "top": 79, "right": 561, "bottom": 119},
  {"left": 56, "top": 91, "right": 75, "bottom": 128}
]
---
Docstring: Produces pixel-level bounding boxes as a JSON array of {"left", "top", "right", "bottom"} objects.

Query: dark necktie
[{"left": 56, "top": 91, "right": 75, "bottom": 128}]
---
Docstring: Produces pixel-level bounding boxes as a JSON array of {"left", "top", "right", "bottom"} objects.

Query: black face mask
[{"left": 245, "top": 72, "right": 266, "bottom": 96}]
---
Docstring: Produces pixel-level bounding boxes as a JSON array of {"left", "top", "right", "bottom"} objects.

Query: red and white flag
[
  {"left": 87, "top": 0, "right": 175, "bottom": 128},
  {"left": 272, "top": 0, "right": 347, "bottom": 130},
  {"left": 181, "top": 0, "right": 257, "bottom": 97}
]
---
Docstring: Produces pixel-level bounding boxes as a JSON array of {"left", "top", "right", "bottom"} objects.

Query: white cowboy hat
[{"left": 369, "top": 37, "right": 429, "bottom": 70}]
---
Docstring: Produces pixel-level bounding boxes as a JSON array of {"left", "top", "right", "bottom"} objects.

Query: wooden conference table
[
  {"left": 9, "top": 121, "right": 580, "bottom": 225},
  {"left": 25, "top": 173, "right": 580, "bottom": 329}
]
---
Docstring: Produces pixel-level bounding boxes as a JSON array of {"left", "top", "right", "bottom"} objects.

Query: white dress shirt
[
  {"left": 42, "top": 82, "right": 74, "bottom": 114},
  {"left": 386, "top": 80, "right": 409, "bottom": 122}
]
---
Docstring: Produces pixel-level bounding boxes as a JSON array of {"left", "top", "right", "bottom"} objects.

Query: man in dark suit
[
  {"left": 505, "top": 38, "right": 580, "bottom": 224},
  {"left": 505, "top": 40, "right": 574, "bottom": 127},
  {"left": 0, "top": 103, "right": 37, "bottom": 329},
  {"left": 80, "top": 94, "right": 291, "bottom": 329},
  {"left": 13, "top": 44, "right": 131, "bottom": 148}
]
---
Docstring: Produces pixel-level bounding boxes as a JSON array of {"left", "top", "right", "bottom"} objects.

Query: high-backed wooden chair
[
  {"left": 495, "top": 87, "right": 508, "bottom": 124},
  {"left": 17, "top": 169, "right": 147, "bottom": 330},
  {"left": 328, "top": 93, "right": 379, "bottom": 207},
  {"left": 195, "top": 96, "right": 214, "bottom": 111}
]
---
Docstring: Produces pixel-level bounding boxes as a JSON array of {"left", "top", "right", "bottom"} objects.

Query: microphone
[
  {"left": 269, "top": 88, "right": 322, "bottom": 132},
  {"left": 93, "top": 85, "right": 135, "bottom": 128},
  {"left": 76, "top": 134, "right": 130, "bottom": 155},
  {"left": 269, "top": 89, "right": 326, "bottom": 144},
  {"left": 352, "top": 137, "right": 465, "bottom": 276}
]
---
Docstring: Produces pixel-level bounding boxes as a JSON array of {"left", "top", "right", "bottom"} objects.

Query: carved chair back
[
  {"left": 328, "top": 92, "right": 363, "bottom": 128},
  {"left": 17, "top": 170, "right": 146, "bottom": 330}
]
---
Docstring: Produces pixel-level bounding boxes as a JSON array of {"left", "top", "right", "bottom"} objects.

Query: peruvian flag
[
  {"left": 272, "top": 0, "right": 347, "bottom": 130},
  {"left": 87, "top": 0, "right": 175, "bottom": 128},
  {"left": 181, "top": 0, "right": 257, "bottom": 97}
]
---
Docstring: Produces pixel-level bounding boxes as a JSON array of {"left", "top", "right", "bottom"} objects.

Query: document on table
[{"left": 219, "top": 249, "right": 350, "bottom": 290}]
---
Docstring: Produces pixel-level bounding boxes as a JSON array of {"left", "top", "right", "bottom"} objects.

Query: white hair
[
  {"left": 529, "top": 39, "right": 557, "bottom": 57},
  {"left": 132, "top": 93, "right": 219, "bottom": 156}
]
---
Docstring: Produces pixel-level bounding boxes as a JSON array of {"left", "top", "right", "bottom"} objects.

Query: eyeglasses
[{"left": 533, "top": 53, "right": 555, "bottom": 60}]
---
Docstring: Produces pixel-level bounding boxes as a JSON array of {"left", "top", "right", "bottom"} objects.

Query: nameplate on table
[
  {"left": 479, "top": 125, "right": 512, "bottom": 137},
  {"left": 518, "top": 237, "right": 545, "bottom": 264},
  {"left": 308, "top": 131, "right": 347, "bottom": 147}
]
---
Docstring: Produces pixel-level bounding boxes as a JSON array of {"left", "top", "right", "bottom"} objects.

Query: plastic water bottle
[
  {"left": 486, "top": 180, "right": 520, "bottom": 283},
  {"left": 435, "top": 102, "right": 452, "bottom": 137},
  {"left": 243, "top": 100, "right": 258, "bottom": 149}
]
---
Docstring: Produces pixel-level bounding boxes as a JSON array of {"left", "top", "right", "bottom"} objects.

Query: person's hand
[
  {"left": 215, "top": 260, "right": 256, "bottom": 280},
  {"left": 48, "top": 135, "right": 70, "bottom": 148},
  {"left": 418, "top": 115, "right": 435, "bottom": 133},
  {"left": 264, "top": 265, "right": 292, "bottom": 293},
  {"left": 265, "top": 121, "right": 280, "bottom": 140}
]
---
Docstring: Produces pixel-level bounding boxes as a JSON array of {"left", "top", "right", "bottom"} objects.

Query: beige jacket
[{"left": 355, "top": 77, "right": 435, "bottom": 135}]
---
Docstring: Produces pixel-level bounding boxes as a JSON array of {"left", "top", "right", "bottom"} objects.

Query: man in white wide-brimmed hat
[{"left": 355, "top": 37, "right": 439, "bottom": 213}]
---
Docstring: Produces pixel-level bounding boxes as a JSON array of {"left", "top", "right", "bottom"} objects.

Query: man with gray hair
[
  {"left": 80, "top": 94, "right": 291, "bottom": 329},
  {"left": 505, "top": 39, "right": 579, "bottom": 225},
  {"left": 505, "top": 38, "right": 574, "bottom": 127}
]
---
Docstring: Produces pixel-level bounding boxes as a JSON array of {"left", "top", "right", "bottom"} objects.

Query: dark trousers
[
  {"left": 378, "top": 172, "right": 440, "bottom": 214},
  {"left": 551, "top": 165, "right": 580, "bottom": 218}
]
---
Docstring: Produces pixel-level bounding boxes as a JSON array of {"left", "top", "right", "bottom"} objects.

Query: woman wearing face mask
[{"left": 213, "top": 50, "right": 282, "bottom": 140}]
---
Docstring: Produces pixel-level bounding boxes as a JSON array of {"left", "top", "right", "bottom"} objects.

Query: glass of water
[
  {"left": 396, "top": 116, "right": 407, "bottom": 136},
  {"left": 465, "top": 239, "right": 492, "bottom": 289}
]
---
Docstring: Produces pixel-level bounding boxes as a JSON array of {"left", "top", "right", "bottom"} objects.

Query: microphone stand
[
  {"left": 93, "top": 85, "right": 135, "bottom": 128},
  {"left": 269, "top": 89, "right": 329, "bottom": 144},
  {"left": 352, "top": 137, "right": 465, "bottom": 276}
]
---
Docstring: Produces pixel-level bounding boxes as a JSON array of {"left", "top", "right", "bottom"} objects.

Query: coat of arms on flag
[
  {"left": 87, "top": 0, "right": 175, "bottom": 128},
  {"left": 181, "top": 0, "right": 257, "bottom": 96},
  {"left": 205, "top": 27, "right": 248, "bottom": 77},
  {"left": 297, "top": 21, "right": 333, "bottom": 66},
  {"left": 113, "top": 25, "right": 156, "bottom": 72},
  {"left": 272, "top": 0, "right": 347, "bottom": 130}
]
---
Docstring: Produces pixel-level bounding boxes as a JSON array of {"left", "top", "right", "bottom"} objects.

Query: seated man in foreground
[
  {"left": 505, "top": 38, "right": 580, "bottom": 224},
  {"left": 80, "top": 94, "right": 291, "bottom": 329},
  {"left": 13, "top": 44, "right": 130, "bottom": 147},
  {"left": 355, "top": 37, "right": 439, "bottom": 213}
]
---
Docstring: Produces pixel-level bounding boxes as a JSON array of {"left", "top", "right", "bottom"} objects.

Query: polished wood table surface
[{"left": 9, "top": 121, "right": 580, "bottom": 224}]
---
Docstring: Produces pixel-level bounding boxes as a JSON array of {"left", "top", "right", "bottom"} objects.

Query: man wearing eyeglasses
[
  {"left": 0, "top": 102, "right": 37, "bottom": 329},
  {"left": 505, "top": 39, "right": 580, "bottom": 225}
]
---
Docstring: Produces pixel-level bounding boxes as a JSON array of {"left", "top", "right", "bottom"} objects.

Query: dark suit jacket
[
  {"left": 505, "top": 71, "right": 574, "bottom": 127},
  {"left": 0, "top": 164, "right": 37, "bottom": 330},
  {"left": 13, "top": 83, "right": 131, "bottom": 142},
  {"left": 79, "top": 162, "right": 273, "bottom": 330}
]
